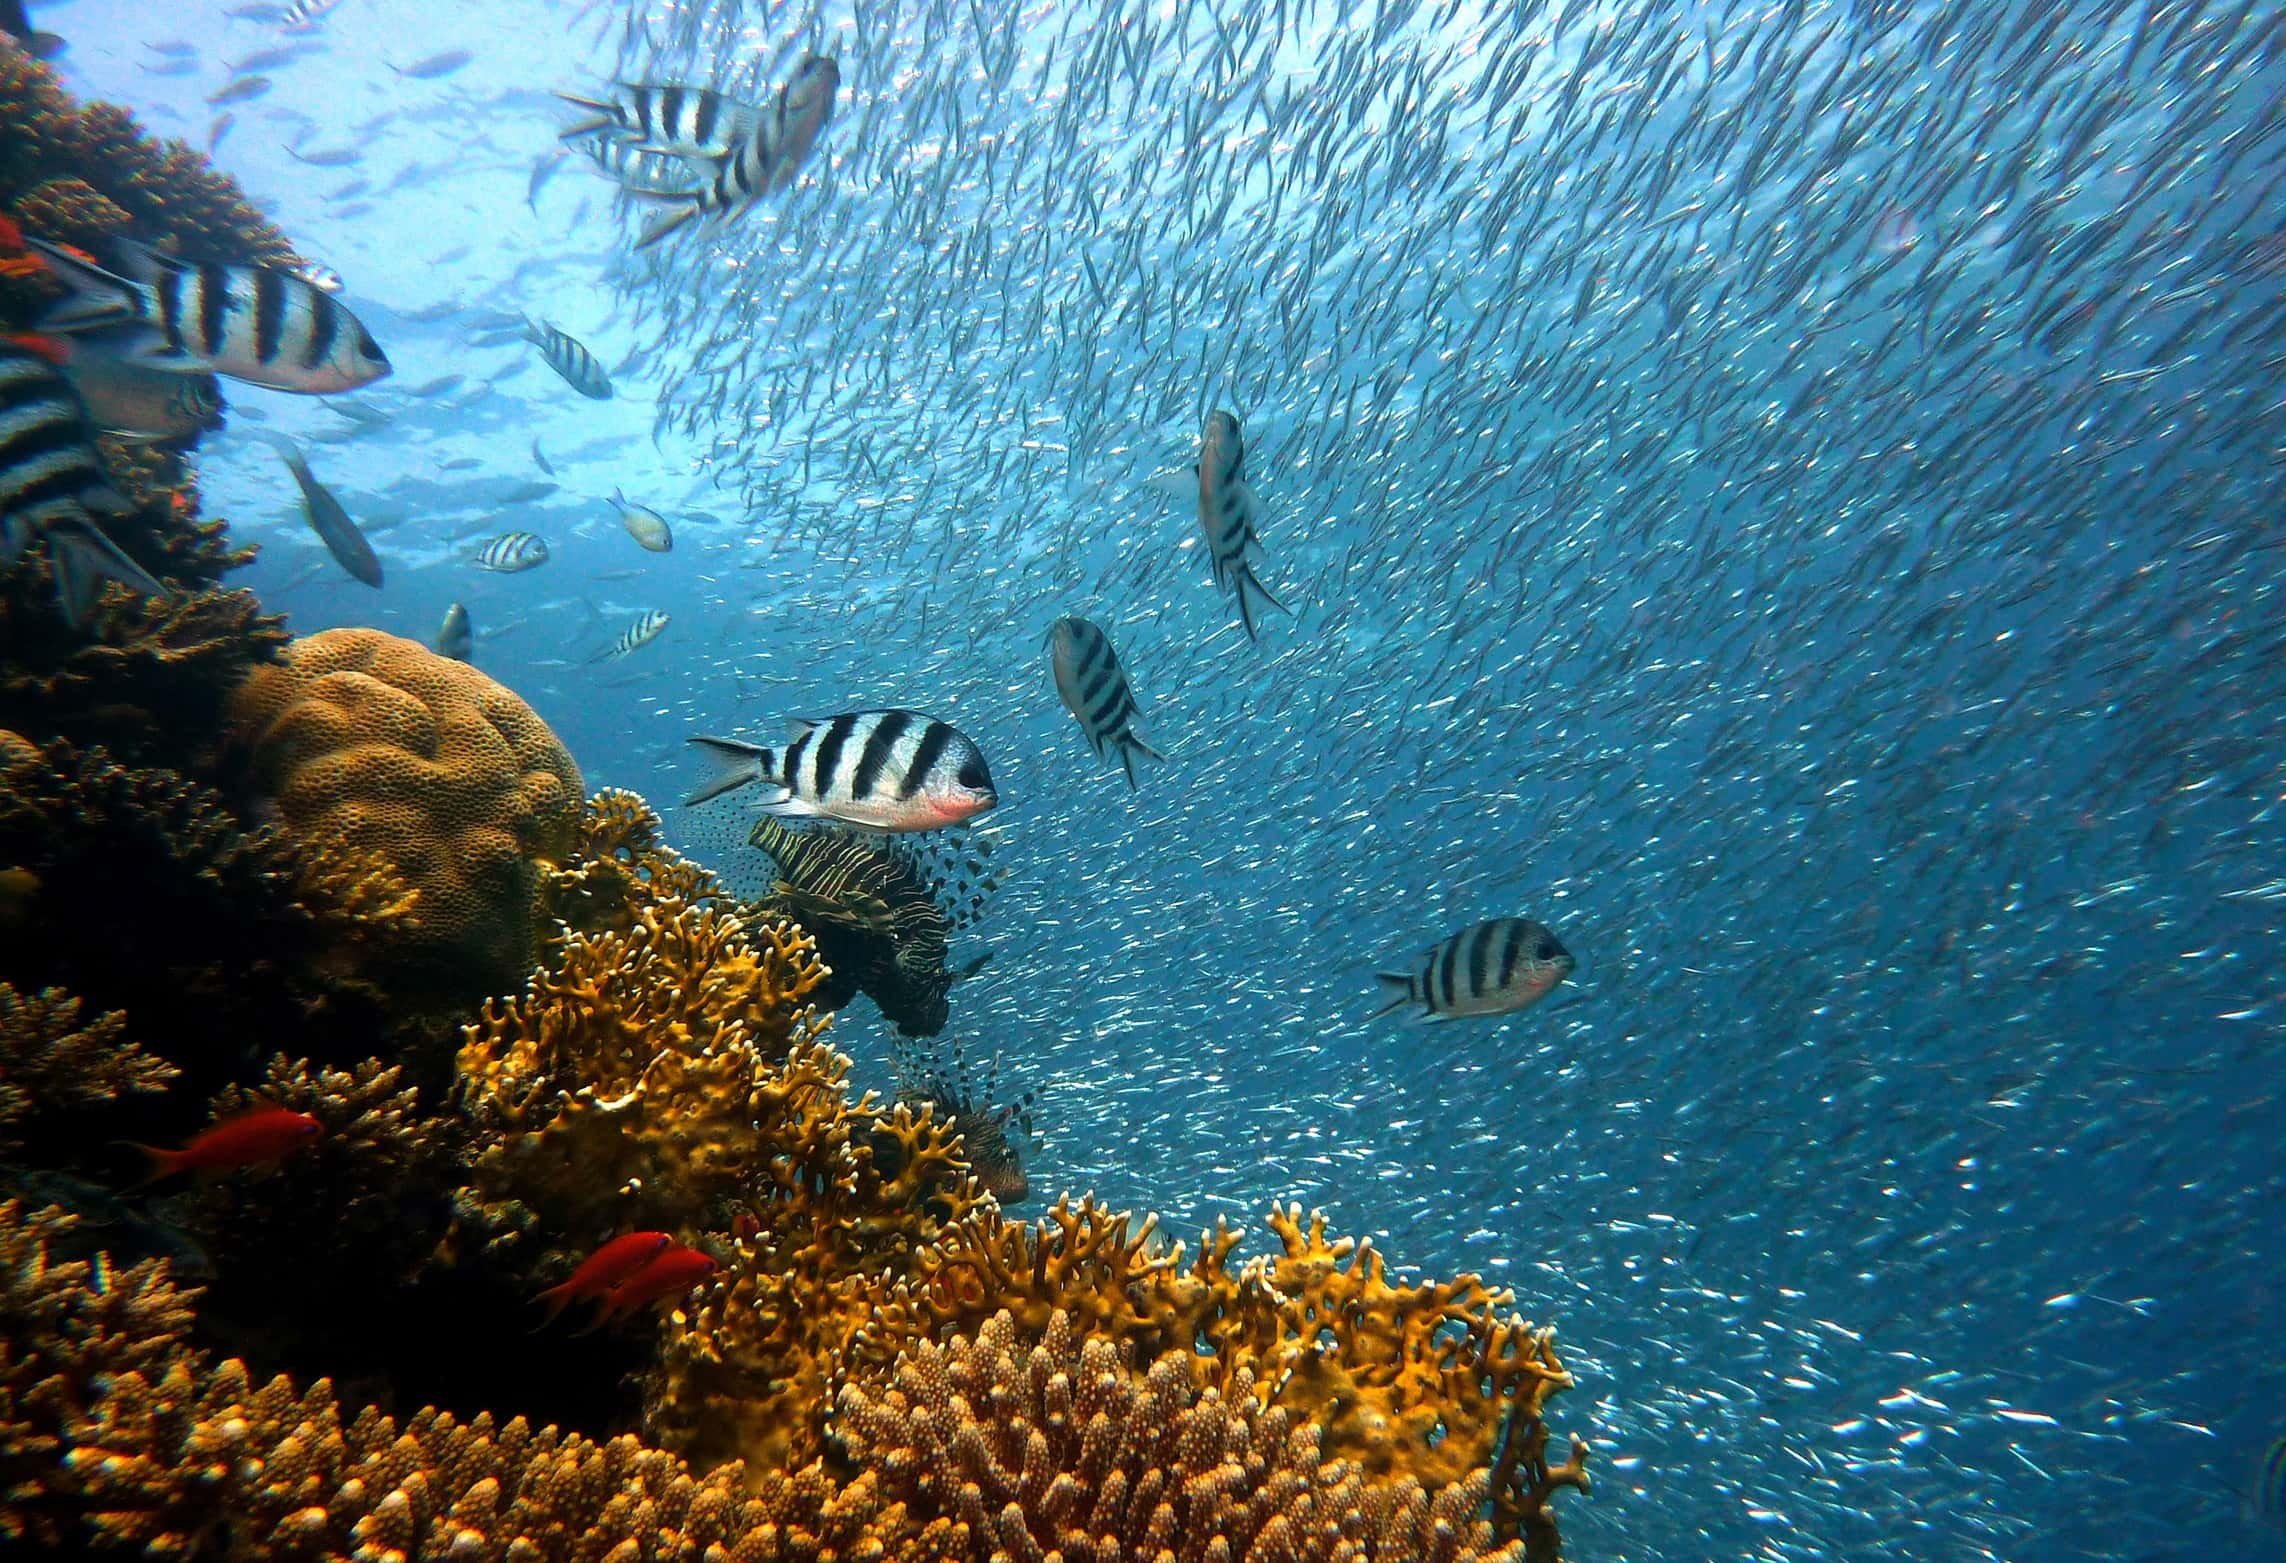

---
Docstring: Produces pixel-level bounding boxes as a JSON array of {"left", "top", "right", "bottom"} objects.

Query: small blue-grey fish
[
  {"left": 596, "top": 608, "right": 671, "bottom": 661},
  {"left": 205, "top": 75, "right": 272, "bottom": 106},
  {"left": 472, "top": 531, "right": 548, "bottom": 572},
  {"left": 521, "top": 317, "right": 611, "bottom": 399},
  {"left": 609, "top": 488, "right": 672, "bottom": 552},
  {"left": 434, "top": 601, "right": 471, "bottom": 661},
  {"left": 1373, "top": 919, "right": 1574, "bottom": 1021},
  {"left": 392, "top": 49, "right": 471, "bottom": 80},
  {"left": 530, "top": 436, "right": 555, "bottom": 476},
  {"left": 683, "top": 709, "right": 998, "bottom": 832},
  {"left": 33, "top": 240, "right": 390, "bottom": 395},
  {"left": 0, "top": 339, "right": 167, "bottom": 626},
  {"left": 49, "top": 339, "right": 223, "bottom": 444},
  {"left": 262, "top": 435, "right": 380, "bottom": 587},
  {"left": 1046, "top": 616, "right": 1161, "bottom": 790}
]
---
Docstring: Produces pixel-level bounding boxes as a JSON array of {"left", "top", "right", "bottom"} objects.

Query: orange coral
[
  {"left": 0, "top": 983, "right": 176, "bottom": 1153},
  {"left": 227, "top": 629, "right": 584, "bottom": 1006},
  {"left": 836, "top": 1308, "right": 1524, "bottom": 1563}
]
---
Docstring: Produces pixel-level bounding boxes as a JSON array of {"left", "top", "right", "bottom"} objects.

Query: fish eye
[
  {"left": 1535, "top": 939, "right": 1558, "bottom": 960},
  {"left": 356, "top": 327, "right": 388, "bottom": 363},
  {"left": 956, "top": 757, "right": 991, "bottom": 791}
]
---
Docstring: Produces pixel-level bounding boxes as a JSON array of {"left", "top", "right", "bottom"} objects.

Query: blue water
[{"left": 48, "top": 0, "right": 2286, "bottom": 1556}]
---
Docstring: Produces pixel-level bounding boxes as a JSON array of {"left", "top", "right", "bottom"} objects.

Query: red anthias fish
[
  {"left": 530, "top": 1231, "right": 672, "bottom": 1326},
  {"left": 577, "top": 1244, "right": 717, "bottom": 1332},
  {"left": 127, "top": 1106, "right": 321, "bottom": 1184}
]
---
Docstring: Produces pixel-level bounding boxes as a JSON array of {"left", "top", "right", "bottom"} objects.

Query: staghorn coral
[
  {"left": 836, "top": 1308, "right": 1524, "bottom": 1563},
  {"left": 0, "top": 983, "right": 176, "bottom": 1154},
  {"left": 0, "top": 739, "right": 398, "bottom": 1108},
  {"left": 0, "top": 1199, "right": 918, "bottom": 1561},
  {"left": 227, "top": 629, "right": 585, "bottom": 1008}
]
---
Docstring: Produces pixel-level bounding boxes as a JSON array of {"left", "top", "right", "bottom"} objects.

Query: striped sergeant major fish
[
  {"left": 595, "top": 608, "right": 670, "bottom": 661},
  {"left": 0, "top": 338, "right": 168, "bottom": 626},
  {"left": 633, "top": 55, "right": 839, "bottom": 250},
  {"left": 1193, "top": 410, "right": 1287, "bottom": 640},
  {"left": 683, "top": 708, "right": 997, "bottom": 833},
  {"left": 579, "top": 133, "right": 712, "bottom": 198},
  {"left": 259, "top": 433, "right": 379, "bottom": 586},
  {"left": 472, "top": 530, "right": 548, "bottom": 571},
  {"left": 278, "top": 0, "right": 344, "bottom": 31},
  {"left": 558, "top": 80, "right": 763, "bottom": 161},
  {"left": 1046, "top": 615, "right": 1162, "bottom": 790},
  {"left": 30, "top": 239, "right": 390, "bottom": 395},
  {"left": 1373, "top": 918, "right": 1574, "bottom": 1021},
  {"left": 521, "top": 317, "right": 611, "bottom": 399}
]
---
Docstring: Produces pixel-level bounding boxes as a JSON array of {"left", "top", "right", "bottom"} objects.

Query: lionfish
[
  {"left": 891, "top": 1035, "right": 1037, "bottom": 1205},
  {"left": 745, "top": 817, "right": 997, "bottom": 1036}
]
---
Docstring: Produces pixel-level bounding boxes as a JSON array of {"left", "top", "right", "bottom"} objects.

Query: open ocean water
[{"left": 40, "top": 0, "right": 2286, "bottom": 1556}]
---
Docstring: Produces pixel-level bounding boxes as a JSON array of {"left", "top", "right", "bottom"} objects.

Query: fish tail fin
[
  {"left": 28, "top": 239, "right": 145, "bottom": 334},
  {"left": 1370, "top": 972, "right": 1414, "bottom": 1020},
  {"left": 120, "top": 1140, "right": 188, "bottom": 1188},
  {"left": 1233, "top": 562, "right": 1287, "bottom": 640},
  {"left": 633, "top": 200, "right": 700, "bottom": 250},
  {"left": 47, "top": 521, "right": 165, "bottom": 627},
  {"left": 554, "top": 92, "right": 623, "bottom": 139},
  {"left": 528, "top": 1279, "right": 580, "bottom": 1329},
  {"left": 682, "top": 735, "right": 774, "bottom": 806},
  {"left": 1119, "top": 744, "right": 1138, "bottom": 791}
]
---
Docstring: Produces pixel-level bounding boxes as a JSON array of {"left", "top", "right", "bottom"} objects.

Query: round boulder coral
[{"left": 226, "top": 629, "right": 582, "bottom": 1004}]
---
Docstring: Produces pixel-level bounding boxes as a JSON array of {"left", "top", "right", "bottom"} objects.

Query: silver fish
[
  {"left": 393, "top": 49, "right": 472, "bottom": 80},
  {"left": 472, "top": 531, "right": 548, "bottom": 572},
  {"left": 1373, "top": 919, "right": 1574, "bottom": 1021},
  {"left": 265, "top": 436, "right": 380, "bottom": 587},
  {"left": 54, "top": 344, "right": 223, "bottom": 444},
  {"left": 683, "top": 709, "right": 998, "bottom": 832},
  {"left": 1046, "top": 615, "right": 1162, "bottom": 790},
  {"left": 434, "top": 601, "right": 472, "bottom": 661},
  {"left": 32, "top": 240, "right": 390, "bottom": 395},
  {"left": 609, "top": 488, "right": 672, "bottom": 552}
]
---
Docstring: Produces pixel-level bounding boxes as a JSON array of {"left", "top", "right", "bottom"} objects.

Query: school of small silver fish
[{"left": 49, "top": 0, "right": 2286, "bottom": 1556}]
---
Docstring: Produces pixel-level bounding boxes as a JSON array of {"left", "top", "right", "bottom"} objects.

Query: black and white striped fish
[
  {"left": 1373, "top": 918, "right": 1575, "bottom": 1021},
  {"left": 633, "top": 55, "right": 839, "bottom": 250},
  {"left": 682, "top": 708, "right": 997, "bottom": 832},
  {"left": 472, "top": 530, "right": 548, "bottom": 571},
  {"left": 1046, "top": 616, "right": 1162, "bottom": 790},
  {"left": 595, "top": 608, "right": 670, "bottom": 660},
  {"left": 1193, "top": 410, "right": 1288, "bottom": 639},
  {"left": 0, "top": 339, "right": 168, "bottom": 627},
  {"left": 577, "top": 132, "right": 711, "bottom": 198},
  {"left": 521, "top": 317, "right": 611, "bottom": 399},
  {"left": 31, "top": 239, "right": 390, "bottom": 395},
  {"left": 278, "top": 0, "right": 344, "bottom": 31},
  {"left": 558, "top": 80, "right": 763, "bottom": 160}
]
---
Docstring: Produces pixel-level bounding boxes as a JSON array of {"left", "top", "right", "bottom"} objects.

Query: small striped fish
[
  {"left": 558, "top": 81, "right": 763, "bottom": 160},
  {"left": 634, "top": 55, "right": 839, "bottom": 250},
  {"left": 1373, "top": 918, "right": 1574, "bottom": 1021},
  {"left": 683, "top": 708, "right": 997, "bottom": 832},
  {"left": 0, "top": 340, "right": 168, "bottom": 626},
  {"left": 279, "top": 0, "right": 344, "bottom": 31},
  {"left": 1194, "top": 410, "right": 1288, "bottom": 640},
  {"left": 596, "top": 609, "right": 670, "bottom": 661},
  {"left": 1046, "top": 616, "right": 1162, "bottom": 790},
  {"left": 521, "top": 317, "right": 611, "bottom": 400},
  {"left": 471, "top": 531, "right": 548, "bottom": 571},
  {"left": 32, "top": 240, "right": 390, "bottom": 395}
]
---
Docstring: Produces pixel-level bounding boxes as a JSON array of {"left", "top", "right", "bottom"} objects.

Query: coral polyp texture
[
  {"left": 227, "top": 628, "right": 585, "bottom": 1007},
  {"left": 836, "top": 1308, "right": 1524, "bottom": 1563},
  {"left": 0, "top": 983, "right": 176, "bottom": 1153}
]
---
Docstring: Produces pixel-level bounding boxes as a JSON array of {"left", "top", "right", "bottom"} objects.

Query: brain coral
[{"left": 227, "top": 629, "right": 583, "bottom": 1005}]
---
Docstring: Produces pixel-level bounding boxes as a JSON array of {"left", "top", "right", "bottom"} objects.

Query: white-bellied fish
[
  {"left": 609, "top": 488, "right": 672, "bottom": 551},
  {"left": 0, "top": 338, "right": 167, "bottom": 626},
  {"left": 596, "top": 608, "right": 670, "bottom": 660},
  {"left": 31, "top": 239, "right": 390, "bottom": 395},
  {"left": 1373, "top": 918, "right": 1574, "bottom": 1021},
  {"left": 23, "top": 333, "right": 223, "bottom": 444},
  {"left": 633, "top": 54, "right": 839, "bottom": 250},
  {"left": 521, "top": 317, "right": 610, "bottom": 399},
  {"left": 260, "top": 434, "right": 379, "bottom": 587},
  {"left": 434, "top": 601, "right": 471, "bottom": 661},
  {"left": 472, "top": 530, "right": 548, "bottom": 572},
  {"left": 392, "top": 49, "right": 471, "bottom": 80},
  {"left": 683, "top": 708, "right": 997, "bottom": 831},
  {"left": 1046, "top": 615, "right": 1162, "bottom": 790}
]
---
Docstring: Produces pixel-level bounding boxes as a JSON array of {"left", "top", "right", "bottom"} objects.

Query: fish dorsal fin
[{"left": 1143, "top": 467, "right": 1197, "bottom": 502}]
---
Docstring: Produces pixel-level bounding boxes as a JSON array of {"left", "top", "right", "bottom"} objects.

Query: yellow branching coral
[
  {"left": 0, "top": 984, "right": 176, "bottom": 1152},
  {"left": 0, "top": 1199, "right": 916, "bottom": 1561},
  {"left": 537, "top": 785, "right": 720, "bottom": 943},
  {"left": 835, "top": 1308, "right": 1523, "bottom": 1563},
  {"left": 227, "top": 629, "right": 585, "bottom": 1006}
]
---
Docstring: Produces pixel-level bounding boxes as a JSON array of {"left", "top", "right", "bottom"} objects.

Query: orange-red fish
[
  {"left": 530, "top": 1231, "right": 671, "bottom": 1326},
  {"left": 127, "top": 1106, "right": 321, "bottom": 1184},
  {"left": 578, "top": 1244, "right": 717, "bottom": 1331}
]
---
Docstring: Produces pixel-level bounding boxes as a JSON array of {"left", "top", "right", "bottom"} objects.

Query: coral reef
[
  {"left": 227, "top": 629, "right": 585, "bottom": 1009},
  {"left": 836, "top": 1308, "right": 1523, "bottom": 1563},
  {"left": 890, "top": 1035, "right": 1037, "bottom": 1206},
  {"left": 0, "top": 984, "right": 176, "bottom": 1154},
  {"left": 0, "top": 739, "right": 402, "bottom": 1117}
]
